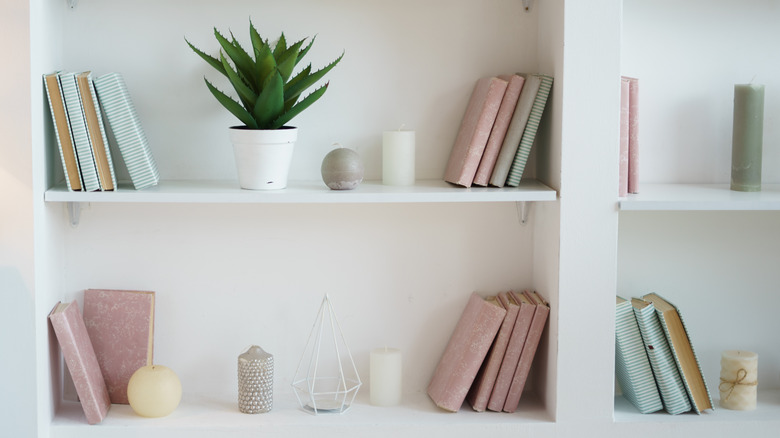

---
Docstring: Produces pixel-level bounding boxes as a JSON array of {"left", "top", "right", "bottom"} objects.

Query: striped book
[
  {"left": 43, "top": 72, "right": 82, "bottom": 191},
  {"left": 643, "top": 293, "right": 713, "bottom": 414},
  {"left": 615, "top": 296, "right": 662, "bottom": 414},
  {"left": 631, "top": 298, "right": 691, "bottom": 414},
  {"left": 94, "top": 72, "right": 160, "bottom": 190},
  {"left": 504, "top": 74, "right": 553, "bottom": 187},
  {"left": 59, "top": 72, "right": 101, "bottom": 192},
  {"left": 77, "top": 72, "right": 117, "bottom": 191}
]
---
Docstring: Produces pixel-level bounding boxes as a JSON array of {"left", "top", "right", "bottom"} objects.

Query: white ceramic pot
[{"left": 229, "top": 126, "right": 298, "bottom": 190}]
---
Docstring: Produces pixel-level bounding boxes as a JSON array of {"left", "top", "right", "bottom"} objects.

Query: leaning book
[{"left": 615, "top": 296, "right": 662, "bottom": 414}]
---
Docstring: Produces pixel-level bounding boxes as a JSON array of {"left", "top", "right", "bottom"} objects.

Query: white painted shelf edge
[
  {"left": 619, "top": 184, "right": 780, "bottom": 211},
  {"left": 44, "top": 179, "right": 557, "bottom": 204}
]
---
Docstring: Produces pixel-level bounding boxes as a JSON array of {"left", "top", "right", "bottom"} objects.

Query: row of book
[
  {"left": 615, "top": 293, "right": 713, "bottom": 415},
  {"left": 619, "top": 76, "right": 639, "bottom": 197},
  {"left": 444, "top": 73, "right": 554, "bottom": 188},
  {"left": 48, "top": 289, "right": 156, "bottom": 424},
  {"left": 43, "top": 71, "right": 159, "bottom": 192},
  {"left": 427, "top": 291, "right": 549, "bottom": 413}
]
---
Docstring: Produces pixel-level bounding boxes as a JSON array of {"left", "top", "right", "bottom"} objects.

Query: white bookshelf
[{"left": 619, "top": 184, "right": 780, "bottom": 211}]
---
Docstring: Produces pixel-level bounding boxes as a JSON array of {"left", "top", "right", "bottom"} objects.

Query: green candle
[{"left": 731, "top": 84, "right": 765, "bottom": 192}]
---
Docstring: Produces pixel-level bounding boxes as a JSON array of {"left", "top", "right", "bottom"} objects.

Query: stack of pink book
[{"left": 427, "top": 290, "right": 550, "bottom": 413}]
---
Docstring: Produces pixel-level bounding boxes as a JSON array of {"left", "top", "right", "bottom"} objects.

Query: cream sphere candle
[{"left": 127, "top": 365, "right": 183, "bottom": 417}]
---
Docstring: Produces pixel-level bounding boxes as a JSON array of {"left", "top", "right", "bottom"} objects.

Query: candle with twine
[{"left": 719, "top": 350, "right": 758, "bottom": 410}]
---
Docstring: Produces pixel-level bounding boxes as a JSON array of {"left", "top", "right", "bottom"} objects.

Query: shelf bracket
[
  {"left": 522, "top": 0, "right": 533, "bottom": 12},
  {"left": 67, "top": 202, "right": 81, "bottom": 227},
  {"left": 68, "top": 0, "right": 78, "bottom": 8},
  {"left": 516, "top": 201, "right": 530, "bottom": 225}
]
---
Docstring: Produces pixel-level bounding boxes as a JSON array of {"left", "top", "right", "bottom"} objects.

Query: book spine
[
  {"left": 504, "top": 74, "right": 553, "bottom": 187},
  {"left": 43, "top": 73, "right": 82, "bottom": 191},
  {"left": 94, "top": 72, "right": 160, "bottom": 190},
  {"left": 77, "top": 72, "right": 116, "bottom": 191},
  {"left": 615, "top": 297, "right": 662, "bottom": 414},
  {"left": 473, "top": 75, "right": 525, "bottom": 186},
  {"left": 59, "top": 72, "right": 101, "bottom": 192},
  {"left": 48, "top": 302, "right": 111, "bottom": 424},
  {"left": 626, "top": 77, "right": 639, "bottom": 194},
  {"left": 87, "top": 74, "right": 118, "bottom": 190},
  {"left": 619, "top": 78, "right": 630, "bottom": 197}
]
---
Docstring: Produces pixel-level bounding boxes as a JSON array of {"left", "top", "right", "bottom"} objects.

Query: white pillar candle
[
  {"left": 370, "top": 347, "right": 402, "bottom": 406},
  {"left": 382, "top": 130, "right": 415, "bottom": 186},
  {"left": 719, "top": 350, "right": 758, "bottom": 410}
]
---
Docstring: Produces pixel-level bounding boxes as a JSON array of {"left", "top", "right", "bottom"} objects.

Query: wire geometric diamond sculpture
[{"left": 292, "top": 294, "right": 362, "bottom": 414}]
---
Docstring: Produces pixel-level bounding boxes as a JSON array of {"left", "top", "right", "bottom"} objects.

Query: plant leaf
[
  {"left": 253, "top": 70, "right": 285, "bottom": 129},
  {"left": 220, "top": 52, "right": 257, "bottom": 111},
  {"left": 283, "top": 52, "right": 343, "bottom": 105},
  {"left": 296, "top": 36, "right": 315, "bottom": 67},
  {"left": 276, "top": 38, "right": 305, "bottom": 83},
  {"left": 254, "top": 42, "right": 276, "bottom": 93},
  {"left": 204, "top": 78, "right": 258, "bottom": 129},
  {"left": 249, "top": 19, "right": 264, "bottom": 57},
  {"left": 273, "top": 33, "right": 287, "bottom": 59},
  {"left": 214, "top": 28, "right": 255, "bottom": 85},
  {"left": 272, "top": 82, "right": 329, "bottom": 129},
  {"left": 186, "top": 37, "right": 227, "bottom": 77}
]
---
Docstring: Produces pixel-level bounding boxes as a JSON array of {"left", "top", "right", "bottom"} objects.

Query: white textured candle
[
  {"left": 370, "top": 347, "right": 402, "bottom": 406},
  {"left": 382, "top": 130, "right": 415, "bottom": 186},
  {"left": 719, "top": 350, "right": 758, "bottom": 410}
]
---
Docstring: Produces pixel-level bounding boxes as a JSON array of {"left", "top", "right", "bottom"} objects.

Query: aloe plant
[{"left": 186, "top": 21, "right": 343, "bottom": 130}]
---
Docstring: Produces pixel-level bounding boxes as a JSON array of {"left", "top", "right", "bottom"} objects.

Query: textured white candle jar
[
  {"left": 370, "top": 347, "right": 402, "bottom": 406},
  {"left": 382, "top": 130, "right": 415, "bottom": 186},
  {"left": 719, "top": 350, "right": 758, "bottom": 410}
]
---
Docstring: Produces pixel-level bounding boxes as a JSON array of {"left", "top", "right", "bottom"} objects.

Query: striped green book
[
  {"left": 94, "top": 72, "right": 159, "bottom": 190},
  {"left": 505, "top": 74, "right": 553, "bottom": 187},
  {"left": 59, "top": 72, "right": 101, "bottom": 192},
  {"left": 615, "top": 296, "right": 662, "bottom": 414},
  {"left": 632, "top": 298, "right": 691, "bottom": 414}
]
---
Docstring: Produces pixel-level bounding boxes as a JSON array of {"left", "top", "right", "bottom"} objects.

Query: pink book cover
[
  {"left": 619, "top": 77, "right": 630, "bottom": 197},
  {"left": 48, "top": 301, "right": 111, "bottom": 424},
  {"left": 427, "top": 292, "right": 506, "bottom": 412},
  {"left": 472, "top": 75, "right": 525, "bottom": 186},
  {"left": 502, "top": 291, "right": 549, "bottom": 413},
  {"left": 444, "top": 77, "right": 508, "bottom": 187},
  {"left": 83, "top": 289, "right": 155, "bottom": 404},
  {"left": 486, "top": 290, "right": 535, "bottom": 412},
  {"left": 626, "top": 76, "right": 639, "bottom": 194},
  {"left": 466, "top": 292, "right": 518, "bottom": 411}
]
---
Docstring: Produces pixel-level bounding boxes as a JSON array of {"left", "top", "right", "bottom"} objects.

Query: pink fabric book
[
  {"left": 486, "top": 290, "right": 535, "bottom": 412},
  {"left": 444, "top": 77, "right": 508, "bottom": 187},
  {"left": 83, "top": 289, "right": 155, "bottom": 404},
  {"left": 502, "top": 291, "right": 549, "bottom": 413},
  {"left": 625, "top": 76, "right": 640, "bottom": 194},
  {"left": 472, "top": 75, "right": 525, "bottom": 186},
  {"left": 466, "top": 292, "right": 518, "bottom": 411},
  {"left": 48, "top": 301, "right": 111, "bottom": 424},
  {"left": 619, "top": 77, "right": 630, "bottom": 197},
  {"left": 427, "top": 292, "right": 506, "bottom": 412}
]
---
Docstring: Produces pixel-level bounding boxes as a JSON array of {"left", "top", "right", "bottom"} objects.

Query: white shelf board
[
  {"left": 44, "top": 179, "right": 557, "bottom": 204},
  {"left": 51, "top": 391, "right": 554, "bottom": 438},
  {"left": 619, "top": 184, "right": 780, "bottom": 211}
]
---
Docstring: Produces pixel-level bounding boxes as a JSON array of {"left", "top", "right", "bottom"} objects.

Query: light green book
[{"left": 505, "top": 74, "right": 553, "bottom": 187}]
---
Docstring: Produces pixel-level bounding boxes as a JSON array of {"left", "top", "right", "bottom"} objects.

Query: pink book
[
  {"left": 486, "top": 290, "right": 535, "bottom": 412},
  {"left": 48, "top": 301, "right": 111, "bottom": 424},
  {"left": 83, "top": 289, "right": 155, "bottom": 404},
  {"left": 619, "top": 77, "right": 630, "bottom": 197},
  {"left": 625, "top": 76, "right": 640, "bottom": 194},
  {"left": 466, "top": 292, "right": 518, "bottom": 411},
  {"left": 444, "top": 77, "right": 509, "bottom": 187},
  {"left": 472, "top": 75, "right": 525, "bottom": 186},
  {"left": 502, "top": 291, "right": 549, "bottom": 413},
  {"left": 427, "top": 292, "right": 506, "bottom": 412}
]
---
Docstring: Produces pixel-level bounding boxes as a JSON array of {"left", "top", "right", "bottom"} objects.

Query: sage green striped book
[
  {"left": 631, "top": 298, "right": 691, "bottom": 414},
  {"left": 615, "top": 296, "right": 663, "bottom": 414},
  {"left": 94, "top": 73, "right": 159, "bottom": 190},
  {"left": 59, "top": 72, "right": 101, "bottom": 192},
  {"left": 505, "top": 74, "right": 553, "bottom": 187}
]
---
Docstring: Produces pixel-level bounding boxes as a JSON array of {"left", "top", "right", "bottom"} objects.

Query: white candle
[
  {"left": 370, "top": 347, "right": 402, "bottom": 406},
  {"left": 719, "top": 350, "right": 758, "bottom": 410},
  {"left": 127, "top": 365, "right": 182, "bottom": 417},
  {"left": 382, "top": 130, "right": 415, "bottom": 186}
]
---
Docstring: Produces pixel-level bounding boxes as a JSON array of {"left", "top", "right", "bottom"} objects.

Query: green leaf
[
  {"left": 253, "top": 70, "right": 285, "bottom": 129},
  {"left": 204, "top": 78, "right": 258, "bottom": 129},
  {"left": 254, "top": 42, "right": 276, "bottom": 92},
  {"left": 220, "top": 52, "right": 257, "bottom": 111},
  {"left": 296, "top": 36, "right": 315, "bottom": 67},
  {"left": 273, "top": 33, "right": 287, "bottom": 59},
  {"left": 276, "top": 38, "right": 305, "bottom": 83},
  {"left": 185, "top": 38, "right": 227, "bottom": 77},
  {"left": 214, "top": 28, "right": 255, "bottom": 84},
  {"left": 283, "top": 52, "right": 343, "bottom": 105},
  {"left": 272, "top": 82, "right": 329, "bottom": 129},
  {"left": 249, "top": 20, "right": 264, "bottom": 57}
]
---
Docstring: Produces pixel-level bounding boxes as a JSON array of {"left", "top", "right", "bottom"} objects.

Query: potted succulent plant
[{"left": 186, "top": 21, "right": 343, "bottom": 190}]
